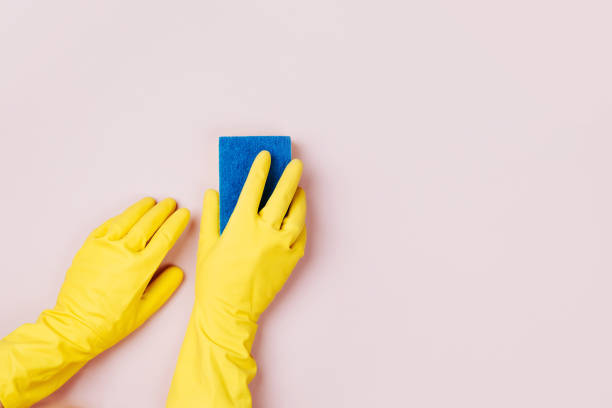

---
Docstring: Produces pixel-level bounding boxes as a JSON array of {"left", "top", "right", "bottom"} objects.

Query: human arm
[
  {"left": 0, "top": 198, "right": 189, "bottom": 408},
  {"left": 167, "top": 151, "right": 307, "bottom": 407}
]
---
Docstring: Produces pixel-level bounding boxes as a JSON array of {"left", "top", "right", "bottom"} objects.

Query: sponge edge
[{"left": 219, "top": 136, "right": 292, "bottom": 232}]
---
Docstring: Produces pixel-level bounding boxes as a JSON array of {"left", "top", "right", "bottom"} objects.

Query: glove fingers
[
  {"left": 199, "top": 189, "right": 220, "bottom": 256},
  {"left": 144, "top": 207, "right": 190, "bottom": 261},
  {"left": 235, "top": 151, "right": 271, "bottom": 215},
  {"left": 280, "top": 187, "right": 307, "bottom": 244},
  {"left": 125, "top": 198, "right": 177, "bottom": 251},
  {"left": 92, "top": 218, "right": 113, "bottom": 238},
  {"left": 135, "top": 266, "right": 184, "bottom": 327},
  {"left": 107, "top": 197, "right": 157, "bottom": 240},
  {"left": 291, "top": 225, "right": 307, "bottom": 255},
  {"left": 260, "top": 159, "right": 303, "bottom": 229}
]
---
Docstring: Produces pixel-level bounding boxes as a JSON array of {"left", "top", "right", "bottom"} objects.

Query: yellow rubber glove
[
  {"left": 167, "top": 151, "right": 307, "bottom": 407},
  {"left": 0, "top": 198, "right": 190, "bottom": 408}
]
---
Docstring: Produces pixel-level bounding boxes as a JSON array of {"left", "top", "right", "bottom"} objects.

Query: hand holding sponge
[{"left": 167, "top": 150, "right": 307, "bottom": 407}]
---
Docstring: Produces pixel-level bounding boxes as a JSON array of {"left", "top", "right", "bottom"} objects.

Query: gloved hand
[
  {"left": 0, "top": 198, "right": 190, "bottom": 408},
  {"left": 167, "top": 151, "right": 307, "bottom": 407}
]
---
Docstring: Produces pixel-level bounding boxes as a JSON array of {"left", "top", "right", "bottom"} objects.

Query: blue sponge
[{"left": 219, "top": 136, "right": 292, "bottom": 233}]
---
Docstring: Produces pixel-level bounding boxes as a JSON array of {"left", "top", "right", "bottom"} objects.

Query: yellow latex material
[
  {"left": 167, "top": 151, "right": 307, "bottom": 407},
  {"left": 0, "top": 198, "right": 189, "bottom": 408}
]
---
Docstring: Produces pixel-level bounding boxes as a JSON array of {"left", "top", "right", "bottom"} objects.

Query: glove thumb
[{"left": 135, "top": 266, "right": 184, "bottom": 327}]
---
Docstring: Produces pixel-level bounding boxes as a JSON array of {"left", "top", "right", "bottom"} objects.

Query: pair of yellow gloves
[{"left": 0, "top": 152, "right": 306, "bottom": 408}]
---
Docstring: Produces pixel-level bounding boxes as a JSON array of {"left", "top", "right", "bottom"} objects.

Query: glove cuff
[
  {"left": 195, "top": 302, "right": 258, "bottom": 357},
  {"left": 0, "top": 309, "right": 98, "bottom": 408}
]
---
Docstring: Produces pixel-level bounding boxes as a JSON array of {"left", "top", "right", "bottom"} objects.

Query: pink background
[{"left": 1, "top": 1, "right": 612, "bottom": 407}]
